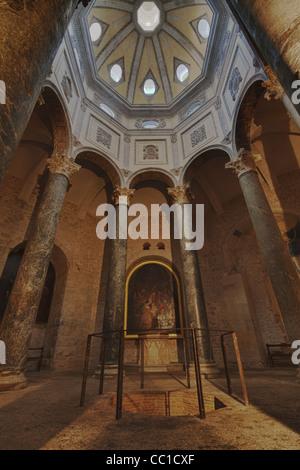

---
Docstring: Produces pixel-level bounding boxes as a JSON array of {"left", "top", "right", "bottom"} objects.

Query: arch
[
  {"left": 182, "top": 146, "right": 232, "bottom": 185},
  {"left": 0, "top": 242, "right": 69, "bottom": 370},
  {"left": 231, "top": 75, "right": 266, "bottom": 155},
  {"left": 42, "top": 83, "right": 73, "bottom": 156},
  {"left": 74, "top": 147, "right": 123, "bottom": 189},
  {"left": 128, "top": 168, "right": 177, "bottom": 189},
  {"left": 180, "top": 145, "right": 232, "bottom": 185},
  {"left": 0, "top": 243, "right": 57, "bottom": 326},
  {"left": 124, "top": 258, "right": 184, "bottom": 338}
]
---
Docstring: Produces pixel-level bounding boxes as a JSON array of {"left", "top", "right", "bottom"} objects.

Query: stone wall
[{"left": 0, "top": 168, "right": 299, "bottom": 371}]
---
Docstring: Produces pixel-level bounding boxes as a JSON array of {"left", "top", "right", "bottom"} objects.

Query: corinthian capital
[
  {"left": 167, "top": 183, "right": 193, "bottom": 204},
  {"left": 47, "top": 154, "right": 80, "bottom": 180},
  {"left": 262, "top": 66, "right": 285, "bottom": 101},
  {"left": 225, "top": 149, "right": 262, "bottom": 177},
  {"left": 112, "top": 186, "right": 135, "bottom": 205}
]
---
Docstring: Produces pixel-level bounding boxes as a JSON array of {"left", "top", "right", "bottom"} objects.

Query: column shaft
[
  {"left": 0, "top": 0, "right": 81, "bottom": 186},
  {"left": 263, "top": 66, "right": 300, "bottom": 132},
  {"left": 0, "top": 155, "right": 79, "bottom": 389},
  {"left": 168, "top": 186, "right": 215, "bottom": 366},
  {"left": 179, "top": 238, "right": 214, "bottom": 364},
  {"left": 239, "top": 170, "right": 300, "bottom": 342},
  {"left": 226, "top": 150, "right": 300, "bottom": 344},
  {"left": 103, "top": 206, "right": 128, "bottom": 364},
  {"left": 227, "top": 0, "right": 300, "bottom": 113},
  {"left": 102, "top": 187, "right": 134, "bottom": 365}
]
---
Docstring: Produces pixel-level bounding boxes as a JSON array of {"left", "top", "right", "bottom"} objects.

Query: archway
[
  {"left": 0, "top": 243, "right": 68, "bottom": 370},
  {"left": 0, "top": 246, "right": 56, "bottom": 370}
]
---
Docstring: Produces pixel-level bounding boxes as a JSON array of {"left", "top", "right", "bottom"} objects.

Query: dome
[{"left": 71, "top": 0, "right": 225, "bottom": 117}]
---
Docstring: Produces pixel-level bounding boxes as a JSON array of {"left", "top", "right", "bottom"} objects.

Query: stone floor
[{"left": 0, "top": 368, "right": 299, "bottom": 450}]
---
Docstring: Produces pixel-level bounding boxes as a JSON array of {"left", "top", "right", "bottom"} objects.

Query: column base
[
  {"left": 189, "top": 362, "right": 220, "bottom": 379},
  {"left": 0, "top": 369, "right": 28, "bottom": 391}
]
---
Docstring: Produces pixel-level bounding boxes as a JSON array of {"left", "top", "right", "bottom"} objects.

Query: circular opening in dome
[
  {"left": 198, "top": 18, "right": 210, "bottom": 39},
  {"left": 143, "top": 78, "right": 156, "bottom": 96},
  {"left": 176, "top": 64, "right": 189, "bottom": 83},
  {"left": 137, "top": 2, "right": 161, "bottom": 32},
  {"left": 142, "top": 120, "right": 159, "bottom": 129},
  {"left": 89, "top": 22, "right": 102, "bottom": 42},
  {"left": 100, "top": 103, "right": 115, "bottom": 118},
  {"left": 110, "top": 64, "right": 123, "bottom": 83}
]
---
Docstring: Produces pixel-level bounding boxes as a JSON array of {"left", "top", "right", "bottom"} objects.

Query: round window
[
  {"left": 89, "top": 22, "right": 102, "bottom": 42},
  {"left": 198, "top": 19, "right": 210, "bottom": 39},
  {"left": 110, "top": 64, "right": 123, "bottom": 83},
  {"left": 143, "top": 78, "right": 156, "bottom": 96},
  {"left": 176, "top": 64, "right": 189, "bottom": 82}
]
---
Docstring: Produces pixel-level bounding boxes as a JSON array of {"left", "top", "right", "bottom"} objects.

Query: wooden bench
[
  {"left": 26, "top": 347, "right": 44, "bottom": 371},
  {"left": 266, "top": 343, "right": 293, "bottom": 367}
]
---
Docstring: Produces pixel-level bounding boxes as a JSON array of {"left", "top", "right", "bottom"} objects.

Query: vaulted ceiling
[
  {"left": 87, "top": 0, "right": 214, "bottom": 106},
  {"left": 71, "top": 0, "right": 230, "bottom": 117}
]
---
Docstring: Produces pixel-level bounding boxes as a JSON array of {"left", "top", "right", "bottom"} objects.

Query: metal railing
[{"left": 80, "top": 328, "right": 249, "bottom": 420}]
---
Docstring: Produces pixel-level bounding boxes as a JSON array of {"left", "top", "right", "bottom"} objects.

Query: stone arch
[
  {"left": 232, "top": 76, "right": 266, "bottom": 154},
  {"left": 74, "top": 148, "right": 123, "bottom": 196},
  {"left": 181, "top": 145, "right": 232, "bottom": 185},
  {"left": 128, "top": 168, "right": 176, "bottom": 190},
  {"left": 127, "top": 255, "right": 182, "bottom": 286},
  {"left": 42, "top": 83, "right": 72, "bottom": 155}
]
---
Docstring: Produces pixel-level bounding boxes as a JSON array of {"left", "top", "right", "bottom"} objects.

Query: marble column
[
  {"left": 167, "top": 185, "right": 216, "bottom": 375},
  {"left": 227, "top": 0, "right": 300, "bottom": 114},
  {"left": 226, "top": 149, "right": 300, "bottom": 345},
  {"left": 0, "top": 0, "right": 90, "bottom": 186},
  {"left": 263, "top": 66, "right": 300, "bottom": 132},
  {"left": 0, "top": 154, "right": 80, "bottom": 390},
  {"left": 103, "top": 186, "right": 135, "bottom": 367}
]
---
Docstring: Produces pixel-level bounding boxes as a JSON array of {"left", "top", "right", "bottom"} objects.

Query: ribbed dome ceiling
[{"left": 87, "top": 0, "right": 214, "bottom": 107}]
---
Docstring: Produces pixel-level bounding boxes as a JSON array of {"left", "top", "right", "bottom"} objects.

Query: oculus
[
  {"left": 143, "top": 78, "right": 156, "bottom": 95},
  {"left": 198, "top": 18, "right": 210, "bottom": 39},
  {"left": 137, "top": 1, "right": 161, "bottom": 33},
  {"left": 89, "top": 22, "right": 102, "bottom": 42},
  {"left": 110, "top": 63, "right": 123, "bottom": 83},
  {"left": 176, "top": 64, "right": 189, "bottom": 83}
]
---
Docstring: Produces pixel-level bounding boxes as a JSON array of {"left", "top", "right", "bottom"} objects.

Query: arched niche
[
  {"left": 42, "top": 84, "right": 72, "bottom": 155},
  {"left": 124, "top": 259, "right": 185, "bottom": 371},
  {"left": 0, "top": 243, "right": 68, "bottom": 370},
  {"left": 124, "top": 260, "right": 183, "bottom": 337},
  {"left": 182, "top": 148, "right": 240, "bottom": 217}
]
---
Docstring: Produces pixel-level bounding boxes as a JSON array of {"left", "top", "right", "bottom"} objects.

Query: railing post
[
  {"left": 116, "top": 330, "right": 125, "bottom": 420},
  {"left": 232, "top": 332, "right": 250, "bottom": 406},
  {"left": 99, "top": 336, "right": 107, "bottom": 396},
  {"left": 191, "top": 329, "right": 206, "bottom": 419},
  {"left": 183, "top": 330, "right": 191, "bottom": 389},
  {"left": 80, "top": 335, "right": 92, "bottom": 407},
  {"left": 221, "top": 334, "right": 233, "bottom": 396},
  {"left": 140, "top": 336, "right": 145, "bottom": 390}
]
